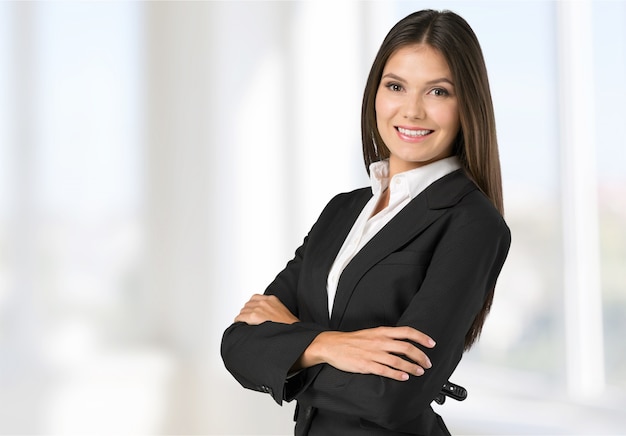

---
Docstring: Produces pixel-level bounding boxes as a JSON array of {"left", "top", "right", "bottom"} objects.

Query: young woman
[{"left": 221, "top": 9, "right": 511, "bottom": 436}]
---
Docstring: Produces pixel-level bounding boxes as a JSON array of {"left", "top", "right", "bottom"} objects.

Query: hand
[
  {"left": 235, "top": 294, "right": 299, "bottom": 325},
  {"left": 298, "top": 326, "right": 435, "bottom": 381}
]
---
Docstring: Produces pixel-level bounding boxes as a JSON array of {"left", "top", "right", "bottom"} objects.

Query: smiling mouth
[{"left": 396, "top": 127, "right": 433, "bottom": 137}]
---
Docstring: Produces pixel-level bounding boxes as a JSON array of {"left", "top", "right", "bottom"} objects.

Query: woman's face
[{"left": 375, "top": 44, "right": 461, "bottom": 174}]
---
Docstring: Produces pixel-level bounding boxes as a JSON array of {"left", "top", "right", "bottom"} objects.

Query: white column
[
  {"left": 556, "top": 0, "right": 605, "bottom": 398},
  {"left": 7, "top": 0, "right": 40, "bottom": 359},
  {"left": 143, "top": 1, "right": 214, "bottom": 355},
  {"left": 142, "top": 3, "right": 216, "bottom": 433},
  {"left": 2, "top": 2, "right": 47, "bottom": 433},
  {"left": 289, "top": 1, "right": 370, "bottom": 236},
  {"left": 142, "top": 2, "right": 298, "bottom": 434}
]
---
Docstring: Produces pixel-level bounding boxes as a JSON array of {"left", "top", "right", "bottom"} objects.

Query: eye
[
  {"left": 385, "top": 82, "right": 404, "bottom": 92},
  {"left": 430, "top": 87, "right": 449, "bottom": 96}
]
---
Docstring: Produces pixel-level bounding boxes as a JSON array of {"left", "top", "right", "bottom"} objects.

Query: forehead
[{"left": 383, "top": 44, "right": 452, "bottom": 78}]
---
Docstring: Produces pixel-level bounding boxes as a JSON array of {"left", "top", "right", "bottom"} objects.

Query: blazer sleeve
[
  {"left": 220, "top": 191, "right": 357, "bottom": 405},
  {"left": 294, "top": 210, "right": 511, "bottom": 432},
  {"left": 220, "top": 234, "right": 328, "bottom": 405}
]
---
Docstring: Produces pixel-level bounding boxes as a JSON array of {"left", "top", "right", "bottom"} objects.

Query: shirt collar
[{"left": 368, "top": 156, "right": 462, "bottom": 200}]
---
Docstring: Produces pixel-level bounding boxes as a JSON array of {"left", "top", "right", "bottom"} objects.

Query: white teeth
[{"left": 397, "top": 127, "right": 432, "bottom": 137}]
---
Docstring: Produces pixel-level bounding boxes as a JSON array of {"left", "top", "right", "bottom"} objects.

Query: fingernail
[
  {"left": 425, "top": 359, "right": 432, "bottom": 369},
  {"left": 429, "top": 339, "right": 436, "bottom": 347},
  {"left": 415, "top": 367, "right": 424, "bottom": 376},
  {"left": 401, "top": 373, "right": 410, "bottom": 381}
]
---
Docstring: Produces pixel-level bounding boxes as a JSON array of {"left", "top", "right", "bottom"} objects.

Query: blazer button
[{"left": 260, "top": 385, "right": 273, "bottom": 395}]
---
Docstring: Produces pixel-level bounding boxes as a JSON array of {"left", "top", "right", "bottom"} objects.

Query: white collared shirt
[{"left": 326, "top": 156, "right": 462, "bottom": 315}]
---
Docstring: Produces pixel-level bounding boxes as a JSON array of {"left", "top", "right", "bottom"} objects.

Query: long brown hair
[{"left": 361, "top": 10, "right": 504, "bottom": 350}]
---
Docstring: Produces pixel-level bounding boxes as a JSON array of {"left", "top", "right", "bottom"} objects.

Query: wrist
[{"left": 299, "top": 331, "right": 334, "bottom": 368}]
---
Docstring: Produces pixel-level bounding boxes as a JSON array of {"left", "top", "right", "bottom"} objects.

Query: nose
[{"left": 403, "top": 95, "right": 425, "bottom": 120}]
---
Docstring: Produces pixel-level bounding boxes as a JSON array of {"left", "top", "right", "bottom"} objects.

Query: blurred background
[{"left": 0, "top": 0, "right": 625, "bottom": 434}]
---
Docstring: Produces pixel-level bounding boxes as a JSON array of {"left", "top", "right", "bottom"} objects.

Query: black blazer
[{"left": 221, "top": 169, "right": 511, "bottom": 435}]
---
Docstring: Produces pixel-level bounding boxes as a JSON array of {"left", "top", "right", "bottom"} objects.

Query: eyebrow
[{"left": 381, "top": 73, "right": 455, "bottom": 87}]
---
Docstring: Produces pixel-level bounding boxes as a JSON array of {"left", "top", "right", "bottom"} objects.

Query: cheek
[
  {"left": 449, "top": 111, "right": 461, "bottom": 135},
  {"left": 433, "top": 104, "right": 460, "bottom": 132},
  {"left": 375, "top": 92, "right": 394, "bottom": 122},
  {"left": 374, "top": 98, "right": 384, "bottom": 133}
]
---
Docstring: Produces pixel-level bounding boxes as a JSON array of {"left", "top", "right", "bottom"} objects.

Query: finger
[
  {"left": 376, "top": 353, "right": 425, "bottom": 377},
  {"left": 253, "top": 294, "right": 280, "bottom": 302},
  {"left": 386, "top": 345, "right": 431, "bottom": 371},
  {"left": 249, "top": 295, "right": 279, "bottom": 311},
  {"left": 234, "top": 309, "right": 252, "bottom": 323},
  {"left": 398, "top": 326, "right": 436, "bottom": 348},
  {"left": 398, "top": 345, "right": 432, "bottom": 370},
  {"left": 368, "top": 361, "right": 412, "bottom": 382},
  {"left": 235, "top": 304, "right": 263, "bottom": 323},
  {"left": 382, "top": 326, "right": 436, "bottom": 348},
  {"left": 380, "top": 337, "right": 432, "bottom": 369},
  {"left": 235, "top": 312, "right": 264, "bottom": 325},
  {"left": 248, "top": 293, "right": 265, "bottom": 302}
]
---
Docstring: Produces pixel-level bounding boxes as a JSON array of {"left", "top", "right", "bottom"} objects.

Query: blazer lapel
[
  {"left": 329, "top": 170, "right": 476, "bottom": 328},
  {"left": 306, "top": 189, "right": 371, "bottom": 326}
]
